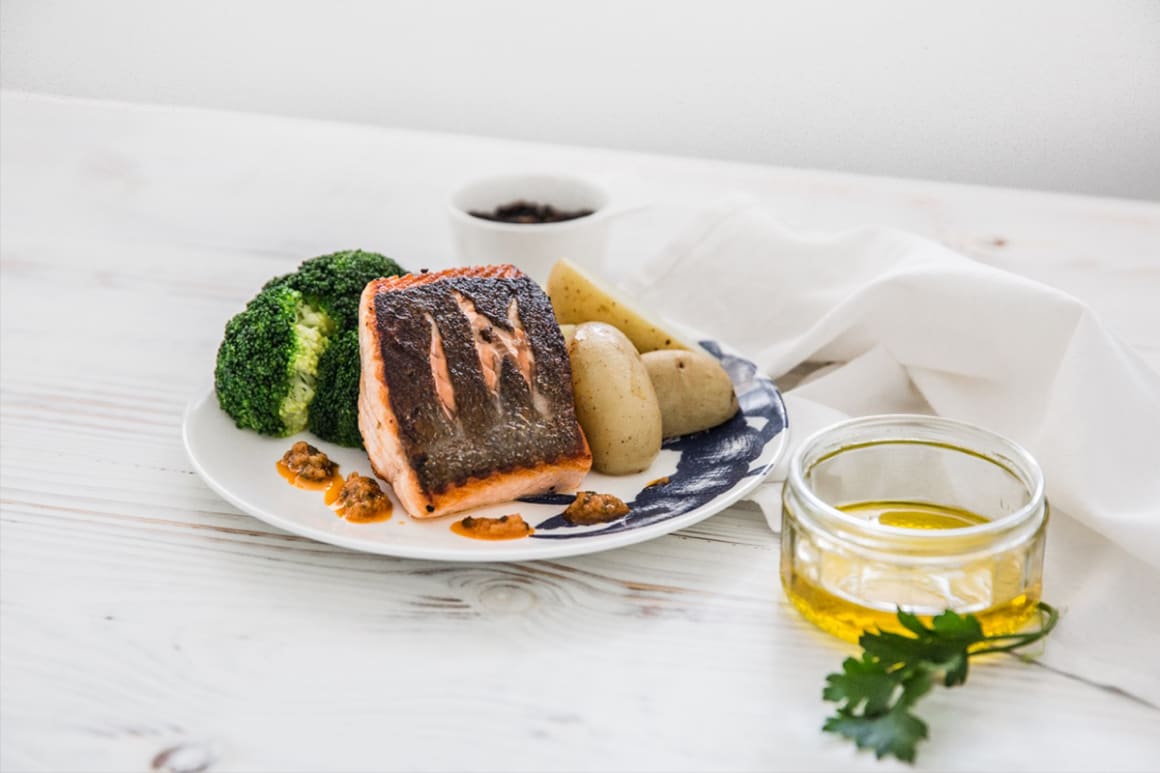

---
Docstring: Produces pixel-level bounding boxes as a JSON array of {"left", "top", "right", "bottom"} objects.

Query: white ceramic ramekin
[{"left": 448, "top": 173, "right": 620, "bottom": 284}]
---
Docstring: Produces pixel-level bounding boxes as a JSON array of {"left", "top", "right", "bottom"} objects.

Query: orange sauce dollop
[
  {"left": 335, "top": 498, "right": 393, "bottom": 524},
  {"left": 450, "top": 514, "right": 534, "bottom": 541},
  {"left": 277, "top": 460, "right": 392, "bottom": 523},
  {"left": 277, "top": 460, "right": 344, "bottom": 498}
]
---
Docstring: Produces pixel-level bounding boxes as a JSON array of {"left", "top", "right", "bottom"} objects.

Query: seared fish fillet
[{"left": 358, "top": 265, "right": 592, "bottom": 518}]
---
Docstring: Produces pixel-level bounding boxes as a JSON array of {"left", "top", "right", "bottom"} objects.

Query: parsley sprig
[{"left": 822, "top": 602, "right": 1059, "bottom": 763}]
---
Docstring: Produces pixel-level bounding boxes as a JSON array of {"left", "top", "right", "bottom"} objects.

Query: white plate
[{"left": 183, "top": 340, "right": 787, "bottom": 562}]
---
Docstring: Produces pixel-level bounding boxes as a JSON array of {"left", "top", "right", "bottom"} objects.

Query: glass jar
[{"left": 780, "top": 415, "right": 1047, "bottom": 642}]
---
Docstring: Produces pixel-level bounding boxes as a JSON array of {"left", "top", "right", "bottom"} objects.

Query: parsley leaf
[
  {"left": 820, "top": 602, "right": 1058, "bottom": 764},
  {"left": 861, "top": 610, "right": 985, "bottom": 687},
  {"left": 823, "top": 655, "right": 899, "bottom": 715},
  {"left": 824, "top": 703, "right": 929, "bottom": 763}
]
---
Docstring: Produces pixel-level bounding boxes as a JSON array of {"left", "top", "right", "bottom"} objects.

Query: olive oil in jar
[
  {"left": 783, "top": 500, "right": 1043, "bottom": 643},
  {"left": 850, "top": 501, "right": 989, "bottom": 530}
]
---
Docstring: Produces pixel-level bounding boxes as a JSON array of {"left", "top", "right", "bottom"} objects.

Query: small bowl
[{"left": 448, "top": 174, "right": 615, "bottom": 284}]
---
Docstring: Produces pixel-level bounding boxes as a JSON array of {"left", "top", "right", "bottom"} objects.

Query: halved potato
[
  {"left": 642, "top": 349, "right": 739, "bottom": 438},
  {"left": 547, "top": 259, "right": 695, "bottom": 353}
]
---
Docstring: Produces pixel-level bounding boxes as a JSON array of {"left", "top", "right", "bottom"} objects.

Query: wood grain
[{"left": 2, "top": 92, "right": 1159, "bottom": 773}]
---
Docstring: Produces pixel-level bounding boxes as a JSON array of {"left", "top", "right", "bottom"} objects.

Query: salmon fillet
[{"left": 358, "top": 265, "right": 592, "bottom": 519}]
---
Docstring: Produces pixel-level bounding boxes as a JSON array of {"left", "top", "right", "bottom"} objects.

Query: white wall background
[{"left": 3, "top": 0, "right": 1159, "bottom": 200}]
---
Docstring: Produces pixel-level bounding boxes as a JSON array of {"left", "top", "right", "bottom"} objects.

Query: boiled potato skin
[
  {"left": 568, "top": 323, "right": 663, "bottom": 474},
  {"left": 642, "top": 350, "right": 739, "bottom": 438},
  {"left": 548, "top": 259, "right": 693, "bottom": 353}
]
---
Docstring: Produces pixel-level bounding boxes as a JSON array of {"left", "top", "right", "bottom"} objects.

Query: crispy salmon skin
[{"left": 358, "top": 265, "right": 591, "bottom": 518}]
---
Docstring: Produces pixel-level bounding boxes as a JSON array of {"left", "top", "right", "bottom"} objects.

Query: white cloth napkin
[{"left": 622, "top": 198, "right": 1160, "bottom": 705}]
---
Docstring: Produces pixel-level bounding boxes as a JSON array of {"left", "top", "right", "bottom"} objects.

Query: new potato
[
  {"left": 547, "top": 258, "right": 695, "bottom": 353},
  {"left": 642, "top": 350, "right": 739, "bottom": 438},
  {"left": 568, "top": 322, "right": 662, "bottom": 474}
]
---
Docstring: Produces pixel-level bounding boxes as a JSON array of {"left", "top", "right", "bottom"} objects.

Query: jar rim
[{"left": 786, "top": 414, "right": 1046, "bottom": 542}]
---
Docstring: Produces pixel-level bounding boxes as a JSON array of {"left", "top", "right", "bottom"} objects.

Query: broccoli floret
[
  {"left": 216, "top": 249, "right": 406, "bottom": 442},
  {"left": 308, "top": 329, "right": 364, "bottom": 448},
  {"left": 274, "top": 249, "right": 405, "bottom": 329},
  {"left": 260, "top": 272, "right": 294, "bottom": 292},
  {"left": 214, "top": 285, "right": 336, "bottom": 436}
]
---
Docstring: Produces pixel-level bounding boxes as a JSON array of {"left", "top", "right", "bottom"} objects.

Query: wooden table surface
[{"left": 2, "top": 92, "right": 1159, "bottom": 773}]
